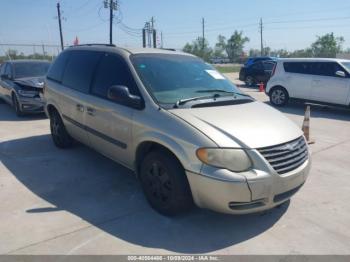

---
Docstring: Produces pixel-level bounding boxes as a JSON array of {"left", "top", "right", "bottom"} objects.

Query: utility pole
[
  {"left": 142, "top": 28, "right": 146, "bottom": 48},
  {"left": 151, "top": 17, "right": 157, "bottom": 48},
  {"left": 202, "top": 17, "right": 205, "bottom": 51},
  {"left": 109, "top": 0, "right": 113, "bottom": 45},
  {"left": 259, "top": 18, "right": 264, "bottom": 56},
  {"left": 57, "top": 2, "right": 64, "bottom": 51},
  {"left": 104, "top": 0, "right": 118, "bottom": 45}
]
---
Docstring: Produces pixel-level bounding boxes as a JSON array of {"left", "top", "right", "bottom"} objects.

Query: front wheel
[
  {"left": 139, "top": 150, "right": 193, "bottom": 216},
  {"left": 50, "top": 110, "right": 74, "bottom": 148},
  {"left": 270, "top": 87, "right": 289, "bottom": 107},
  {"left": 12, "top": 94, "right": 24, "bottom": 116}
]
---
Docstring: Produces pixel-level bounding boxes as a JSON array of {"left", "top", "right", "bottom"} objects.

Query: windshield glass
[
  {"left": 14, "top": 62, "right": 50, "bottom": 78},
  {"left": 341, "top": 62, "right": 350, "bottom": 72},
  {"left": 131, "top": 54, "right": 242, "bottom": 104}
]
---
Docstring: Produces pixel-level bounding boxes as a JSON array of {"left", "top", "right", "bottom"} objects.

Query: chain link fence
[{"left": 0, "top": 44, "right": 68, "bottom": 63}]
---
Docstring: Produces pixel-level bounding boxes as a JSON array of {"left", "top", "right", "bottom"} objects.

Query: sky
[{"left": 1, "top": 0, "right": 350, "bottom": 55}]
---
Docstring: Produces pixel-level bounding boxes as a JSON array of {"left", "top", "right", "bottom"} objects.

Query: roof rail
[
  {"left": 68, "top": 43, "right": 116, "bottom": 48},
  {"left": 159, "top": 48, "right": 177, "bottom": 51}
]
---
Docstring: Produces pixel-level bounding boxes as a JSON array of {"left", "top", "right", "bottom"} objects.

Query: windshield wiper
[
  {"left": 196, "top": 89, "right": 252, "bottom": 98},
  {"left": 174, "top": 94, "right": 221, "bottom": 108}
]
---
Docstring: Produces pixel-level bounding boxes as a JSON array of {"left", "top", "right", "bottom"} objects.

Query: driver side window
[{"left": 91, "top": 53, "right": 139, "bottom": 99}]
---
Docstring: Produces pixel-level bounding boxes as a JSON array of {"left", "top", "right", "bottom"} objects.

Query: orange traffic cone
[
  {"left": 302, "top": 105, "right": 315, "bottom": 144},
  {"left": 259, "top": 82, "right": 265, "bottom": 92}
]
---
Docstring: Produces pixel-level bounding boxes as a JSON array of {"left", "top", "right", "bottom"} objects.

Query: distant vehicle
[
  {"left": 44, "top": 44, "right": 310, "bottom": 216},
  {"left": 0, "top": 60, "right": 50, "bottom": 116},
  {"left": 239, "top": 60, "right": 276, "bottom": 86},
  {"left": 266, "top": 58, "right": 350, "bottom": 107},
  {"left": 210, "top": 57, "right": 230, "bottom": 64},
  {"left": 244, "top": 56, "right": 276, "bottom": 67}
]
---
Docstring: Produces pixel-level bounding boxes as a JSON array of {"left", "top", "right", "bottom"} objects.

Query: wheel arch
[
  {"left": 135, "top": 140, "right": 187, "bottom": 177},
  {"left": 269, "top": 85, "right": 289, "bottom": 97}
]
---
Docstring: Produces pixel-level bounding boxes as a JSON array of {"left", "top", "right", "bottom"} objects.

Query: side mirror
[
  {"left": 335, "top": 71, "right": 346, "bottom": 78},
  {"left": 107, "top": 85, "right": 144, "bottom": 110}
]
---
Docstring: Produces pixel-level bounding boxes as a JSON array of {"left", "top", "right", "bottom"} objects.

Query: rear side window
[
  {"left": 91, "top": 53, "right": 139, "bottom": 98},
  {"left": 283, "top": 62, "right": 312, "bottom": 75},
  {"left": 47, "top": 51, "right": 70, "bottom": 82},
  {"left": 251, "top": 62, "right": 263, "bottom": 70},
  {"left": 263, "top": 62, "right": 275, "bottom": 70},
  {"left": 62, "top": 50, "right": 102, "bottom": 93},
  {"left": 311, "top": 62, "right": 345, "bottom": 77}
]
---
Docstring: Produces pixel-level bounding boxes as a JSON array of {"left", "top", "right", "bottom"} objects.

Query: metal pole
[{"left": 57, "top": 2, "right": 64, "bottom": 51}]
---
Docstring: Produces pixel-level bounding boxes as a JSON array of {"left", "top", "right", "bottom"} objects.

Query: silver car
[{"left": 44, "top": 45, "right": 311, "bottom": 216}]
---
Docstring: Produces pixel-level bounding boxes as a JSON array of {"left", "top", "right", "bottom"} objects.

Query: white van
[{"left": 266, "top": 58, "right": 350, "bottom": 107}]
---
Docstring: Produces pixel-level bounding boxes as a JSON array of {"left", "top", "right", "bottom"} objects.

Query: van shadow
[
  {"left": 264, "top": 101, "right": 350, "bottom": 122},
  {"left": 0, "top": 104, "right": 47, "bottom": 121},
  {"left": 1, "top": 134, "right": 289, "bottom": 253}
]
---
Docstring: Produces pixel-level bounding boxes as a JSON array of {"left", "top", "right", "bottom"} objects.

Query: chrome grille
[{"left": 257, "top": 136, "right": 308, "bottom": 175}]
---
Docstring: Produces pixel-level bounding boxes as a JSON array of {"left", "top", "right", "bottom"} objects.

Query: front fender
[{"left": 135, "top": 131, "right": 203, "bottom": 174}]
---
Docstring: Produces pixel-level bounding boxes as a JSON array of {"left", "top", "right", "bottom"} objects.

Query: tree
[
  {"left": 183, "top": 37, "right": 213, "bottom": 62},
  {"left": 311, "top": 33, "right": 344, "bottom": 58},
  {"left": 218, "top": 31, "right": 249, "bottom": 62},
  {"left": 213, "top": 35, "right": 227, "bottom": 58}
]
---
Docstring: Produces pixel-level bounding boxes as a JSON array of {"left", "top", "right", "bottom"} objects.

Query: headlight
[
  {"left": 196, "top": 148, "right": 252, "bottom": 172},
  {"left": 18, "top": 90, "right": 38, "bottom": 98}
]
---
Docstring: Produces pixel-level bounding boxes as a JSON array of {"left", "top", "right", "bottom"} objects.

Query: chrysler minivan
[
  {"left": 267, "top": 58, "right": 350, "bottom": 107},
  {"left": 44, "top": 45, "right": 311, "bottom": 216}
]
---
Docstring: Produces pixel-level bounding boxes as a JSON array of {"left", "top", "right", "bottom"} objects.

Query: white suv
[{"left": 266, "top": 58, "right": 350, "bottom": 107}]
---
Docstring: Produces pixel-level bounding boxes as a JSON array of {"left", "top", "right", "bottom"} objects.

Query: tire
[
  {"left": 139, "top": 150, "right": 193, "bottom": 216},
  {"left": 269, "top": 87, "right": 289, "bottom": 107},
  {"left": 245, "top": 76, "right": 256, "bottom": 87},
  {"left": 49, "top": 109, "right": 73, "bottom": 148},
  {"left": 12, "top": 93, "right": 24, "bottom": 117}
]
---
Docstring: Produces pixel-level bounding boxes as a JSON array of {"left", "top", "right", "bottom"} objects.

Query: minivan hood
[{"left": 169, "top": 101, "right": 303, "bottom": 149}]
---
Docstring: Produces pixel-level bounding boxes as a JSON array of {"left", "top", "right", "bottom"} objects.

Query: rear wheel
[
  {"left": 12, "top": 93, "right": 24, "bottom": 116},
  {"left": 270, "top": 87, "right": 289, "bottom": 107},
  {"left": 245, "top": 76, "right": 256, "bottom": 87},
  {"left": 49, "top": 109, "right": 73, "bottom": 148},
  {"left": 139, "top": 150, "right": 193, "bottom": 216}
]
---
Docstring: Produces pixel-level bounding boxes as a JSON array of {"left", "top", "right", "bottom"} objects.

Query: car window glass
[
  {"left": 312, "top": 62, "right": 344, "bottom": 77},
  {"left": 284, "top": 62, "right": 312, "bottom": 75},
  {"left": 4, "top": 64, "right": 12, "bottom": 77},
  {"left": 13, "top": 62, "right": 50, "bottom": 78},
  {"left": 91, "top": 53, "right": 139, "bottom": 98},
  {"left": 263, "top": 62, "right": 275, "bottom": 70},
  {"left": 47, "top": 51, "right": 70, "bottom": 82},
  {"left": 62, "top": 50, "right": 102, "bottom": 93},
  {"left": 251, "top": 62, "right": 262, "bottom": 70},
  {"left": 0, "top": 64, "right": 4, "bottom": 75}
]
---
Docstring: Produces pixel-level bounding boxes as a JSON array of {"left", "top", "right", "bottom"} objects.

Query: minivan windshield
[
  {"left": 131, "top": 53, "right": 244, "bottom": 105},
  {"left": 14, "top": 62, "right": 50, "bottom": 79}
]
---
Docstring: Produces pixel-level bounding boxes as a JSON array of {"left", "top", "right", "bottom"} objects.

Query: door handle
[
  {"left": 76, "top": 104, "right": 84, "bottom": 112},
  {"left": 86, "top": 107, "right": 95, "bottom": 116}
]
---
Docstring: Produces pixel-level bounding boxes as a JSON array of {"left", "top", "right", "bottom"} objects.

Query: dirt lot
[{"left": 1, "top": 74, "right": 350, "bottom": 255}]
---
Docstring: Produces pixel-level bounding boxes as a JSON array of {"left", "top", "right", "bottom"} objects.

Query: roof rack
[{"left": 68, "top": 43, "right": 116, "bottom": 48}]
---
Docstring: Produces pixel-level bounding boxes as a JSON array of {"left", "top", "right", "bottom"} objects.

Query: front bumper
[
  {"left": 17, "top": 95, "right": 45, "bottom": 113},
  {"left": 186, "top": 153, "right": 311, "bottom": 215}
]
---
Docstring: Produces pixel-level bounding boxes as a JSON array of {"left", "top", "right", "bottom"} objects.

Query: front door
[
  {"left": 84, "top": 53, "right": 140, "bottom": 168},
  {"left": 310, "top": 62, "right": 350, "bottom": 105}
]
